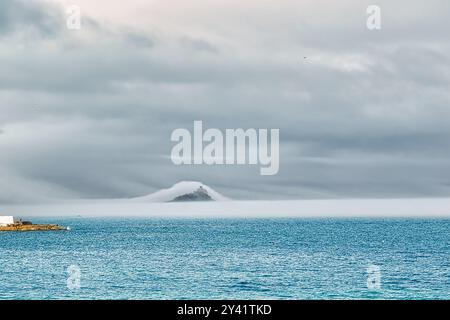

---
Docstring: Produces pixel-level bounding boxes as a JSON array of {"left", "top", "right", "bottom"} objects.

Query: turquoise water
[{"left": 0, "top": 218, "right": 449, "bottom": 300}]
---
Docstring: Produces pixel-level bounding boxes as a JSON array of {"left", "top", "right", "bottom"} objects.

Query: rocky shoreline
[{"left": 0, "top": 224, "right": 68, "bottom": 232}]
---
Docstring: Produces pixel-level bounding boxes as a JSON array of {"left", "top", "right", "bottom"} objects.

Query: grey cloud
[
  {"left": 124, "top": 29, "right": 155, "bottom": 48},
  {"left": 0, "top": 0, "right": 450, "bottom": 203},
  {"left": 0, "top": 0, "right": 63, "bottom": 36},
  {"left": 180, "top": 36, "right": 218, "bottom": 53}
]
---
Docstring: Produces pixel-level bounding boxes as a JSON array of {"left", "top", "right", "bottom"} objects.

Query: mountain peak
[
  {"left": 170, "top": 185, "right": 212, "bottom": 202},
  {"left": 133, "top": 181, "right": 229, "bottom": 202}
]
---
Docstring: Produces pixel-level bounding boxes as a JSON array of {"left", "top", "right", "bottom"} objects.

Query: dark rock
[{"left": 170, "top": 186, "right": 213, "bottom": 202}]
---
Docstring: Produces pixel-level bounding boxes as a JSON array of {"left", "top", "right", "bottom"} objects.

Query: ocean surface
[{"left": 0, "top": 218, "right": 449, "bottom": 300}]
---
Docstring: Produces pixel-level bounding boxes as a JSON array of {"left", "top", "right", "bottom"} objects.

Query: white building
[{"left": 0, "top": 216, "right": 17, "bottom": 226}]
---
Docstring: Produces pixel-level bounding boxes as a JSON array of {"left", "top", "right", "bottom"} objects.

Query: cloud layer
[{"left": 1, "top": 0, "right": 450, "bottom": 203}]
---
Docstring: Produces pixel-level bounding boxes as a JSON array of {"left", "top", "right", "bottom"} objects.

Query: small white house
[{"left": 0, "top": 216, "right": 17, "bottom": 226}]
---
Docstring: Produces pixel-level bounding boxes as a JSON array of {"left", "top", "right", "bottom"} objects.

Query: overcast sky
[{"left": 1, "top": 0, "right": 450, "bottom": 203}]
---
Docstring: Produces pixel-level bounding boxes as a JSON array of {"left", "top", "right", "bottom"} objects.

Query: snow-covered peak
[{"left": 133, "top": 181, "right": 230, "bottom": 202}]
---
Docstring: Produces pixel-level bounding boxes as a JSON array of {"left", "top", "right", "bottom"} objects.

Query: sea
[{"left": 0, "top": 218, "right": 449, "bottom": 300}]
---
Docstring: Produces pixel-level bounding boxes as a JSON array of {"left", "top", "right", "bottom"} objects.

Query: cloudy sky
[{"left": 1, "top": 0, "right": 450, "bottom": 203}]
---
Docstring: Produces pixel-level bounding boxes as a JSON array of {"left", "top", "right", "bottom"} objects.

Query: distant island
[
  {"left": 132, "top": 181, "right": 229, "bottom": 202},
  {"left": 170, "top": 186, "right": 213, "bottom": 202}
]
